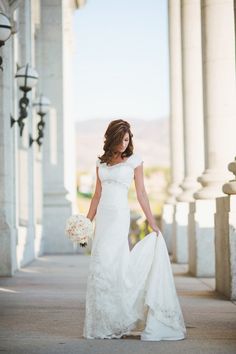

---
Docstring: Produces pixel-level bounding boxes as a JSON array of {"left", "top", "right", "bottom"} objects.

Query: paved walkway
[{"left": 0, "top": 254, "right": 236, "bottom": 354}]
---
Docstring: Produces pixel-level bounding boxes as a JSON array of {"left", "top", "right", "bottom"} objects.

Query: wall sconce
[
  {"left": 10, "top": 64, "right": 38, "bottom": 136},
  {"left": 0, "top": 12, "right": 12, "bottom": 71},
  {"left": 29, "top": 94, "right": 51, "bottom": 148}
]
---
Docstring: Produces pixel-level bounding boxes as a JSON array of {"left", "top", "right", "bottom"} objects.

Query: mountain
[{"left": 75, "top": 118, "right": 170, "bottom": 171}]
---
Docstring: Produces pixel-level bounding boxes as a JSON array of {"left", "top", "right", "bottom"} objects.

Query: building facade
[{"left": 0, "top": 0, "right": 85, "bottom": 276}]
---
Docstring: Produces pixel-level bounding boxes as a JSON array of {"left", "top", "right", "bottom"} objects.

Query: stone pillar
[
  {"left": 167, "top": 0, "right": 184, "bottom": 205},
  {"left": 215, "top": 158, "right": 236, "bottom": 300},
  {"left": 163, "top": 0, "right": 184, "bottom": 254},
  {"left": 38, "top": 0, "right": 78, "bottom": 253},
  {"left": 0, "top": 0, "right": 41, "bottom": 275},
  {"left": 172, "top": 202, "right": 189, "bottom": 263},
  {"left": 0, "top": 2, "right": 15, "bottom": 276},
  {"left": 188, "top": 199, "right": 216, "bottom": 276},
  {"left": 191, "top": 0, "right": 236, "bottom": 277},
  {"left": 177, "top": 0, "right": 204, "bottom": 203},
  {"left": 195, "top": 0, "right": 236, "bottom": 199},
  {"left": 173, "top": 0, "right": 204, "bottom": 264},
  {"left": 14, "top": 0, "right": 40, "bottom": 268}
]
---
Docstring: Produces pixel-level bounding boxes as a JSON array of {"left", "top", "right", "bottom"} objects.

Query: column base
[
  {"left": 215, "top": 195, "right": 236, "bottom": 300},
  {"left": 172, "top": 202, "right": 189, "bottom": 263},
  {"left": 194, "top": 186, "right": 225, "bottom": 200},
  {"left": 166, "top": 182, "right": 182, "bottom": 204},
  {"left": 188, "top": 199, "right": 215, "bottom": 277},
  {"left": 176, "top": 177, "right": 201, "bottom": 203},
  {"left": 194, "top": 170, "right": 230, "bottom": 199}
]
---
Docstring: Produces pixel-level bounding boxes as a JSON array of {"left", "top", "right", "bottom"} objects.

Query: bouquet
[{"left": 65, "top": 214, "right": 93, "bottom": 247}]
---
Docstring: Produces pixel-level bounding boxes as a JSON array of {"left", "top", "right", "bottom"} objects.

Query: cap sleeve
[
  {"left": 132, "top": 154, "right": 144, "bottom": 169},
  {"left": 96, "top": 158, "right": 100, "bottom": 167}
]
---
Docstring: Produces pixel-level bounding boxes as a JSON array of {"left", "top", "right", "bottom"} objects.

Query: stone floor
[{"left": 0, "top": 254, "right": 236, "bottom": 354}]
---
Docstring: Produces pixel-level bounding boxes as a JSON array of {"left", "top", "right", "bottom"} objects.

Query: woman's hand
[
  {"left": 149, "top": 223, "right": 160, "bottom": 235},
  {"left": 134, "top": 166, "right": 161, "bottom": 238}
]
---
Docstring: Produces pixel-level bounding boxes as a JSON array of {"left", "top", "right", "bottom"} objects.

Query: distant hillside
[{"left": 75, "top": 118, "right": 170, "bottom": 171}]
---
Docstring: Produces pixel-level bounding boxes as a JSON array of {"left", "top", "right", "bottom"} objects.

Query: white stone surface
[
  {"left": 223, "top": 157, "right": 236, "bottom": 195},
  {"left": 188, "top": 200, "right": 215, "bottom": 277},
  {"left": 37, "top": 0, "right": 78, "bottom": 253},
  {"left": 162, "top": 204, "right": 174, "bottom": 254},
  {"left": 172, "top": 202, "right": 189, "bottom": 264},
  {"left": 215, "top": 195, "right": 236, "bottom": 300},
  {"left": 13, "top": 0, "right": 42, "bottom": 270},
  {"left": 0, "top": 1, "right": 16, "bottom": 276}
]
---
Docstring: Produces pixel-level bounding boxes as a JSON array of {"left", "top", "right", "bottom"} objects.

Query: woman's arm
[
  {"left": 86, "top": 167, "right": 102, "bottom": 222},
  {"left": 134, "top": 163, "right": 160, "bottom": 234}
]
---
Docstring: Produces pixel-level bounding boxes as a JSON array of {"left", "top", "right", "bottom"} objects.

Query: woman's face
[{"left": 115, "top": 132, "right": 130, "bottom": 153}]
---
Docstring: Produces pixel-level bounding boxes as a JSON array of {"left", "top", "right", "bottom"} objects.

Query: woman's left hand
[{"left": 149, "top": 224, "right": 160, "bottom": 235}]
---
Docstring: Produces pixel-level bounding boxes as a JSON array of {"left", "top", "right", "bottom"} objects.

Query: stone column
[
  {"left": 190, "top": 0, "right": 236, "bottom": 277},
  {"left": 178, "top": 0, "right": 204, "bottom": 202},
  {"left": 15, "top": 0, "right": 40, "bottom": 268},
  {"left": 0, "top": 2, "right": 15, "bottom": 276},
  {"left": 163, "top": 0, "right": 184, "bottom": 254},
  {"left": 195, "top": 0, "right": 236, "bottom": 199},
  {"left": 167, "top": 0, "right": 184, "bottom": 204},
  {"left": 173, "top": 0, "right": 204, "bottom": 264},
  {"left": 38, "top": 0, "right": 78, "bottom": 253},
  {"left": 215, "top": 158, "right": 236, "bottom": 300}
]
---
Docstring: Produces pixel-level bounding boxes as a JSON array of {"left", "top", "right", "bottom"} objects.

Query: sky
[{"left": 72, "top": 0, "right": 169, "bottom": 122}]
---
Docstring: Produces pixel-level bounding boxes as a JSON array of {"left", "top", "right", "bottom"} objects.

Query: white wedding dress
[{"left": 83, "top": 153, "right": 187, "bottom": 341}]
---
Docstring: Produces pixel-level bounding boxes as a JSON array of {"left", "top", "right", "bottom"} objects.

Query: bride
[{"left": 82, "top": 119, "right": 187, "bottom": 341}]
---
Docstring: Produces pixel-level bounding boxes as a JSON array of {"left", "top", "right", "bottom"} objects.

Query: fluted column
[
  {"left": 194, "top": 0, "right": 236, "bottom": 199},
  {"left": 171, "top": 0, "right": 204, "bottom": 264},
  {"left": 38, "top": 0, "right": 78, "bottom": 253},
  {"left": 0, "top": 3, "right": 15, "bottom": 276},
  {"left": 177, "top": 0, "right": 204, "bottom": 203},
  {"left": 167, "top": 0, "right": 184, "bottom": 204},
  {"left": 188, "top": 0, "right": 236, "bottom": 277},
  {"left": 163, "top": 0, "right": 184, "bottom": 255}
]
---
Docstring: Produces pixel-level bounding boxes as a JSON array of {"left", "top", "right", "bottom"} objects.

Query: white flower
[{"left": 65, "top": 214, "right": 94, "bottom": 247}]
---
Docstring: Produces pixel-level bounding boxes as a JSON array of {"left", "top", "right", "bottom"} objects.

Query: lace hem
[
  {"left": 146, "top": 302, "right": 186, "bottom": 334},
  {"left": 83, "top": 320, "right": 138, "bottom": 339},
  {"left": 83, "top": 301, "right": 186, "bottom": 340}
]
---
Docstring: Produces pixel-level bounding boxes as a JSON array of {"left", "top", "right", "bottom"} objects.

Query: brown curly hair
[{"left": 98, "top": 119, "right": 134, "bottom": 165}]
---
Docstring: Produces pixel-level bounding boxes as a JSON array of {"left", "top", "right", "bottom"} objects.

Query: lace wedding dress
[{"left": 83, "top": 153, "right": 187, "bottom": 341}]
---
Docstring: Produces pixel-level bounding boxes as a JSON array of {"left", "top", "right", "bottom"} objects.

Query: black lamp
[
  {"left": 10, "top": 64, "right": 38, "bottom": 136},
  {"left": 29, "top": 94, "right": 51, "bottom": 148},
  {"left": 0, "top": 12, "right": 12, "bottom": 71}
]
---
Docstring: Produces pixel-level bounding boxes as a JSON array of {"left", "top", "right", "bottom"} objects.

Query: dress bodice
[{"left": 96, "top": 153, "right": 143, "bottom": 209}]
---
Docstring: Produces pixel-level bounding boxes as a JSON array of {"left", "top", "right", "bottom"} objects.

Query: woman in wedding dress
[{"left": 83, "top": 119, "right": 187, "bottom": 341}]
